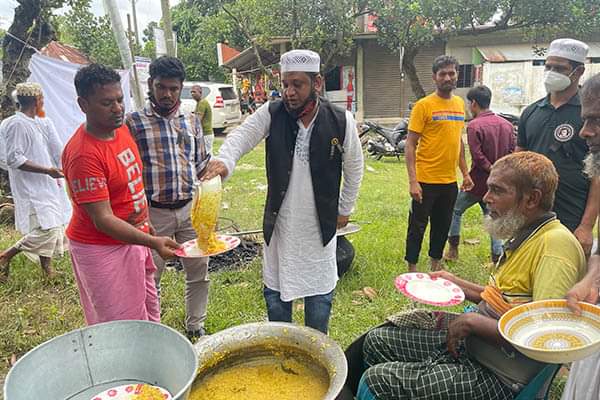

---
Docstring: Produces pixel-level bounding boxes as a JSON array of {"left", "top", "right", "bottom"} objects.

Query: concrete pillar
[
  {"left": 232, "top": 68, "right": 238, "bottom": 94},
  {"left": 356, "top": 42, "right": 365, "bottom": 122}
]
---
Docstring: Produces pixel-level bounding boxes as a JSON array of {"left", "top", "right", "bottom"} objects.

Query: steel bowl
[
  {"left": 193, "top": 322, "right": 348, "bottom": 399},
  {"left": 499, "top": 299, "right": 600, "bottom": 364},
  {"left": 4, "top": 320, "right": 198, "bottom": 400}
]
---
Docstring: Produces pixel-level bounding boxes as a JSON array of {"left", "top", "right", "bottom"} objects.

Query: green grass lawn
[{"left": 0, "top": 137, "right": 567, "bottom": 397}]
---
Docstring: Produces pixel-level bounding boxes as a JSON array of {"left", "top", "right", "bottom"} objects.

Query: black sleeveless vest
[{"left": 264, "top": 98, "right": 347, "bottom": 246}]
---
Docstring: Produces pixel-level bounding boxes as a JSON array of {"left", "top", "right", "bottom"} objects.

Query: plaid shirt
[{"left": 126, "top": 102, "right": 209, "bottom": 204}]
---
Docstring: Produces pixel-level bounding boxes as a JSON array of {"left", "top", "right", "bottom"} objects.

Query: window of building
[
  {"left": 590, "top": 57, "right": 600, "bottom": 64},
  {"left": 457, "top": 64, "right": 474, "bottom": 88},
  {"left": 324, "top": 66, "right": 342, "bottom": 91},
  {"left": 532, "top": 60, "right": 545, "bottom": 66}
]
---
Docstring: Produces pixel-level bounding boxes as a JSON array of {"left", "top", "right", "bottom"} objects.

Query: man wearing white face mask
[{"left": 517, "top": 38, "right": 599, "bottom": 257}]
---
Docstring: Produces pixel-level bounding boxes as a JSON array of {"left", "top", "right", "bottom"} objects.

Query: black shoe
[{"left": 186, "top": 327, "right": 206, "bottom": 342}]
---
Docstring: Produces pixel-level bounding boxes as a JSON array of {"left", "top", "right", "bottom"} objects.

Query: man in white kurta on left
[
  {"left": 202, "top": 50, "right": 364, "bottom": 334},
  {"left": 0, "top": 82, "right": 71, "bottom": 282}
]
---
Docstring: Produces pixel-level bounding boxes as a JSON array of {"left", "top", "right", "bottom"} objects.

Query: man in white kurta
[
  {"left": 202, "top": 50, "right": 363, "bottom": 333},
  {"left": 0, "top": 83, "right": 71, "bottom": 281}
]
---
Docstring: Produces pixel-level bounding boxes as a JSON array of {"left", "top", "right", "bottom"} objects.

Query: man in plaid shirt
[{"left": 126, "top": 56, "right": 210, "bottom": 340}]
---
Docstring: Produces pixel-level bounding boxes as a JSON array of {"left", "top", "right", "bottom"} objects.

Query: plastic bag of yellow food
[{"left": 191, "top": 176, "right": 226, "bottom": 254}]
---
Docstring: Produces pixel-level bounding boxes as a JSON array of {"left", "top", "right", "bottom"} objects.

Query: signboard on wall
[
  {"left": 134, "top": 56, "right": 151, "bottom": 97},
  {"left": 154, "top": 27, "right": 177, "bottom": 57}
]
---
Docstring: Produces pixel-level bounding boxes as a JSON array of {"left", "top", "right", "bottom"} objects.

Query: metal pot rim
[{"left": 193, "top": 322, "right": 348, "bottom": 399}]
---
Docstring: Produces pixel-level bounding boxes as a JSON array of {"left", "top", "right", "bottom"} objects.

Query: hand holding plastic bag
[{"left": 191, "top": 176, "right": 226, "bottom": 254}]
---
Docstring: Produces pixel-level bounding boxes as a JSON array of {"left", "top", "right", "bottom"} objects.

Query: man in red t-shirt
[{"left": 62, "top": 64, "right": 179, "bottom": 325}]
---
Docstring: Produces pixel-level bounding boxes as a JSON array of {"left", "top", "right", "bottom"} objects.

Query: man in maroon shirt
[{"left": 445, "top": 85, "right": 515, "bottom": 262}]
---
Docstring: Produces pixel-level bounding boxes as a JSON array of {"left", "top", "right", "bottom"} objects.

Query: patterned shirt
[{"left": 126, "top": 102, "right": 209, "bottom": 203}]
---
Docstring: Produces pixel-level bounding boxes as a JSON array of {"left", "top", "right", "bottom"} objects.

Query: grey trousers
[{"left": 149, "top": 203, "right": 209, "bottom": 331}]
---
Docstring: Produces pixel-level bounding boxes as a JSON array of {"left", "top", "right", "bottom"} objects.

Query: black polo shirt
[{"left": 517, "top": 93, "right": 588, "bottom": 232}]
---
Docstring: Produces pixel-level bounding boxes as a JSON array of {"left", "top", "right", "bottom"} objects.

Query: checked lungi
[{"left": 359, "top": 310, "right": 515, "bottom": 400}]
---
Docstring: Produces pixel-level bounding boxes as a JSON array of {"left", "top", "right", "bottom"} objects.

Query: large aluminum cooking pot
[
  {"left": 193, "top": 322, "right": 348, "bottom": 399},
  {"left": 4, "top": 320, "right": 197, "bottom": 400}
]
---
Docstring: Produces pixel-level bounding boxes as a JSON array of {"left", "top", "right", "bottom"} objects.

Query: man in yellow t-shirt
[
  {"left": 191, "top": 85, "right": 214, "bottom": 154},
  {"left": 405, "top": 55, "right": 473, "bottom": 272}
]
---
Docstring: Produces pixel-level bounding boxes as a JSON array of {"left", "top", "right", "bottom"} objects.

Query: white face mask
[{"left": 544, "top": 70, "right": 573, "bottom": 93}]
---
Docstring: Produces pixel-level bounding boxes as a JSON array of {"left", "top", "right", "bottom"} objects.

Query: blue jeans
[
  {"left": 263, "top": 286, "right": 334, "bottom": 334},
  {"left": 448, "top": 191, "right": 503, "bottom": 258}
]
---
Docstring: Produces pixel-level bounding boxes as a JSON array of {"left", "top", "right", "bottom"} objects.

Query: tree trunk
[
  {"left": 401, "top": 46, "right": 426, "bottom": 99},
  {"left": 1, "top": 0, "right": 57, "bottom": 120}
]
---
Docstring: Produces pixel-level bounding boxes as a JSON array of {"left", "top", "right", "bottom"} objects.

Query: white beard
[
  {"left": 484, "top": 208, "right": 527, "bottom": 240},
  {"left": 583, "top": 152, "right": 600, "bottom": 178}
]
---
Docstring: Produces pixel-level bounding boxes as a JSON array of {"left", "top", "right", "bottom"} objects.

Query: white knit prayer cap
[
  {"left": 280, "top": 49, "right": 321, "bottom": 73},
  {"left": 547, "top": 38, "right": 589, "bottom": 64},
  {"left": 15, "top": 82, "right": 43, "bottom": 97}
]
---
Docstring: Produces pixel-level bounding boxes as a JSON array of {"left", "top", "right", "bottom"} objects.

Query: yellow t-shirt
[
  {"left": 490, "top": 219, "right": 586, "bottom": 305},
  {"left": 408, "top": 93, "right": 465, "bottom": 184}
]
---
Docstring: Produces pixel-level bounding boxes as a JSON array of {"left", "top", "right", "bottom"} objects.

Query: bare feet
[
  {"left": 43, "top": 267, "right": 57, "bottom": 279},
  {"left": 40, "top": 256, "right": 56, "bottom": 279},
  {"left": 444, "top": 245, "right": 459, "bottom": 261}
]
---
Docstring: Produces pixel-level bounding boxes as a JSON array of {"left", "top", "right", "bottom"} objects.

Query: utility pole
[
  {"left": 102, "top": 0, "right": 132, "bottom": 69},
  {"left": 102, "top": 0, "right": 143, "bottom": 109},
  {"left": 160, "top": 0, "right": 176, "bottom": 57},
  {"left": 131, "top": 0, "right": 140, "bottom": 47},
  {"left": 127, "top": 14, "right": 143, "bottom": 107}
]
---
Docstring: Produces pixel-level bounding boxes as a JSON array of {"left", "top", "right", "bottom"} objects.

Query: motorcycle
[
  {"left": 240, "top": 96, "right": 257, "bottom": 115},
  {"left": 359, "top": 119, "right": 409, "bottom": 160},
  {"left": 498, "top": 112, "right": 519, "bottom": 136}
]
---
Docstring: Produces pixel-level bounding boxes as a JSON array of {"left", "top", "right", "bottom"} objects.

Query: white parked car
[{"left": 180, "top": 82, "right": 242, "bottom": 134}]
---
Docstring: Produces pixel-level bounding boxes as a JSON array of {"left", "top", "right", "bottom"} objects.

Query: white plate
[
  {"left": 91, "top": 384, "right": 171, "bottom": 400},
  {"left": 174, "top": 234, "right": 240, "bottom": 258},
  {"left": 394, "top": 273, "right": 465, "bottom": 306}
]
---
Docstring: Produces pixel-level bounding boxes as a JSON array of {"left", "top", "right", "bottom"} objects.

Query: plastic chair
[
  {"left": 340, "top": 325, "right": 561, "bottom": 400},
  {"left": 352, "top": 363, "right": 562, "bottom": 400},
  {"left": 514, "top": 364, "right": 562, "bottom": 400}
]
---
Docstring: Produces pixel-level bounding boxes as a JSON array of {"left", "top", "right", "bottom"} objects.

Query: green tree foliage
[
  {"left": 59, "top": 0, "right": 122, "bottom": 68},
  {"left": 272, "top": 0, "right": 365, "bottom": 71},
  {"left": 143, "top": 21, "right": 159, "bottom": 43},
  {"left": 220, "top": 0, "right": 366, "bottom": 73},
  {"left": 370, "top": 0, "right": 600, "bottom": 98},
  {"left": 171, "top": 0, "right": 367, "bottom": 82},
  {"left": 172, "top": 2, "right": 247, "bottom": 81},
  {"left": 138, "top": 21, "right": 158, "bottom": 60},
  {"left": 1, "top": 0, "right": 66, "bottom": 119}
]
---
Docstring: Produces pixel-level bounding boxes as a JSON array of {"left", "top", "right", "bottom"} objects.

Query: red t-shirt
[{"left": 62, "top": 124, "right": 150, "bottom": 245}]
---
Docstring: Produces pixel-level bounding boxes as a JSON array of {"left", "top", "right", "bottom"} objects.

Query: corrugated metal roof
[
  {"left": 40, "top": 41, "right": 91, "bottom": 65},
  {"left": 478, "top": 43, "right": 600, "bottom": 62},
  {"left": 222, "top": 47, "right": 279, "bottom": 72}
]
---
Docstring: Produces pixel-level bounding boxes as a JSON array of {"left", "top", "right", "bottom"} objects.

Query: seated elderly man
[{"left": 357, "top": 151, "right": 586, "bottom": 400}]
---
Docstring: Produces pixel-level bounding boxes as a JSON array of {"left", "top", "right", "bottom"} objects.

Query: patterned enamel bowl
[{"left": 498, "top": 299, "right": 600, "bottom": 364}]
